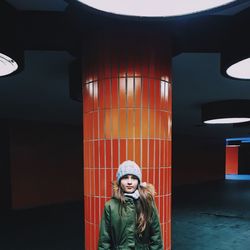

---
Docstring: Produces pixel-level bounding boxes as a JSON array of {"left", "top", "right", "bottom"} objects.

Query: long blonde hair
[{"left": 112, "top": 181, "right": 156, "bottom": 234}]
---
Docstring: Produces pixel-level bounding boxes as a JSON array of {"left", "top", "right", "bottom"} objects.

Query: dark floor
[
  {"left": 0, "top": 180, "right": 249, "bottom": 250},
  {"left": 0, "top": 202, "right": 83, "bottom": 250},
  {"left": 172, "top": 180, "right": 250, "bottom": 250}
]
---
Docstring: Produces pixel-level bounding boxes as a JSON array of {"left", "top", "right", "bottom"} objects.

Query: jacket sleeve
[
  {"left": 149, "top": 203, "right": 163, "bottom": 250},
  {"left": 98, "top": 204, "right": 111, "bottom": 249}
]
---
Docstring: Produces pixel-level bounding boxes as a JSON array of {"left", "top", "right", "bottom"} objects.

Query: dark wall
[
  {"left": 172, "top": 135, "right": 225, "bottom": 186},
  {"left": 8, "top": 120, "right": 82, "bottom": 209},
  {"left": 239, "top": 144, "right": 250, "bottom": 174},
  {"left": 0, "top": 121, "right": 11, "bottom": 210}
]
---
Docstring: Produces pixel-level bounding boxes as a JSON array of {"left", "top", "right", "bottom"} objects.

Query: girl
[{"left": 98, "top": 160, "right": 163, "bottom": 249}]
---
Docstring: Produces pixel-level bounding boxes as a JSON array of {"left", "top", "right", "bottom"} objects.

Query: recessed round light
[
  {"left": 77, "top": 0, "right": 236, "bottom": 17},
  {"left": 226, "top": 57, "right": 250, "bottom": 79},
  {"left": 202, "top": 100, "right": 250, "bottom": 125},
  {"left": 204, "top": 118, "right": 250, "bottom": 124},
  {"left": 0, "top": 53, "right": 18, "bottom": 76}
]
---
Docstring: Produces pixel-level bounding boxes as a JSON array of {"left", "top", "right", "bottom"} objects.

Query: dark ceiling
[{"left": 1, "top": 0, "right": 250, "bottom": 144}]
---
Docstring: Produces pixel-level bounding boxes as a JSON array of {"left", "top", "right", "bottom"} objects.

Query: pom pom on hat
[{"left": 116, "top": 160, "right": 142, "bottom": 183}]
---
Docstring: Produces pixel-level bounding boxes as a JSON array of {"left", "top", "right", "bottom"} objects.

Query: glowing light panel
[
  {"left": 226, "top": 58, "right": 250, "bottom": 79},
  {"left": 204, "top": 118, "right": 250, "bottom": 124},
  {"left": 78, "top": 0, "right": 236, "bottom": 17},
  {"left": 226, "top": 174, "right": 250, "bottom": 180},
  {"left": 227, "top": 137, "right": 250, "bottom": 142},
  {"left": 0, "top": 53, "right": 18, "bottom": 76}
]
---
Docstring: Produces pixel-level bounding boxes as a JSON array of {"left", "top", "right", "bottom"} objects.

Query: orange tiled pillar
[
  {"left": 225, "top": 145, "right": 239, "bottom": 175},
  {"left": 83, "top": 33, "right": 172, "bottom": 249}
]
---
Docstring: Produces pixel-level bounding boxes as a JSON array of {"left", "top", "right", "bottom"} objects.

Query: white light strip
[
  {"left": 204, "top": 117, "right": 250, "bottom": 124},
  {"left": 78, "top": 0, "right": 236, "bottom": 17},
  {"left": 0, "top": 53, "right": 18, "bottom": 76},
  {"left": 226, "top": 57, "right": 250, "bottom": 79}
]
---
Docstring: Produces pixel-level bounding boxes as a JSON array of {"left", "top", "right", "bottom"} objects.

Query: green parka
[{"left": 98, "top": 184, "right": 163, "bottom": 250}]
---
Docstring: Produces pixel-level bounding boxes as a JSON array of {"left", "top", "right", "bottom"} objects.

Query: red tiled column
[
  {"left": 225, "top": 145, "right": 239, "bottom": 175},
  {"left": 82, "top": 33, "right": 172, "bottom": 249}
]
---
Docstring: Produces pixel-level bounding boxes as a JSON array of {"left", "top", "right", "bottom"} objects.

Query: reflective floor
[
  {"left": 172, "top": 180, "right": 250, "bottom": 250},
  {"left": 1, "top": 180, "right": 249, "bottom": 250}
]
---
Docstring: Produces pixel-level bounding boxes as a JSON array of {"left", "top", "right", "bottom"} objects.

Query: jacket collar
[{"left": 124, "top": 189, "right": 140, "bottom": 200}]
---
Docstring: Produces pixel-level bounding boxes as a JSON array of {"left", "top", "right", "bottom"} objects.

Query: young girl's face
[{"left": 120, "top": 174, "right": 139, "bottom": 193}]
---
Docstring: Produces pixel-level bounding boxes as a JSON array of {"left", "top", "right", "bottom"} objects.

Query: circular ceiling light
[
  {"left": 204, "top": 117, "right": 250, "bottom": 124},
  {"left": 77, "top": 0, "right": 236, "bottom": 17},
  {"left": 202, "top": 100, "right": 250, "bottom": 125},
  {"left": 226, "top": 57, "right": 250, "bottom": 79},
  {"left": 0, "top": 52, "right": 18, "bottom": 76}
]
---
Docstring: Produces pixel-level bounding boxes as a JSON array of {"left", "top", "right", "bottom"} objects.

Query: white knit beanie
[{"left": 116, "top": 160, "right": 142, "bottom": 183}]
